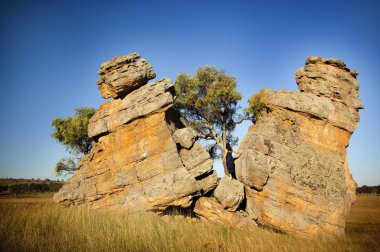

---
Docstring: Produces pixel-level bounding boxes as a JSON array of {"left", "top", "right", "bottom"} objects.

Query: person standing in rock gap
[{"left": 223, "top": 143, "right": 241, "bottom": 179}]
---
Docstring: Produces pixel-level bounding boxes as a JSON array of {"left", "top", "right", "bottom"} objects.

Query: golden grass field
[{"left": 0, "top": 194, "right": 379, "bottom": 252}]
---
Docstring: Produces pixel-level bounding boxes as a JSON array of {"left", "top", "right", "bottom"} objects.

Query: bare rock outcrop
[
  {"left": 54, "top": 53, "right": 217, "bottom": 211},
  {"left": 54, "top": 54, "right": 362, "bottom": 237},
  {"left": 236, "top": 56, "right": 362, "bottom": 237},
  {"left": 97, "top": 52, "right": 156, "bottom": 99}
]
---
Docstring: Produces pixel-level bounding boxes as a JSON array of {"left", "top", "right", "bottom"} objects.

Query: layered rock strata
[
  {"left": 54, "top": 53, "right": 217, "bottom": 211},
  {"left": 236, "top": 56, "right": 362, "bottom": 237},
  {"left": 97, "top": 52, "right": 156, "bottom": 99}
]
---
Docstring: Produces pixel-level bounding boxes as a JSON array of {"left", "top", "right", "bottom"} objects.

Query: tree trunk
[{"left": 219, "top": 140, "right": 229, "bottom": 176}]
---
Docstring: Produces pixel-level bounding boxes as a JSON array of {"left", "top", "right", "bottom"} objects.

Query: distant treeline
[
  {"left": 356, "top": 185, "right": 380, "bottom": 195},
  {"left": 0, "top": 178, "right": 64, "bottom": 195}
]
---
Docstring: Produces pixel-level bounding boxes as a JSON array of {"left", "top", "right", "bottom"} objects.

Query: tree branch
[{"left": 234, "top": 114, "right": 253, "bottom": 124}]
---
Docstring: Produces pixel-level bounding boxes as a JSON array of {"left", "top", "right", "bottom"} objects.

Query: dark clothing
[{"left": 226, "top": 151, "right": 236, "bottom": 178}]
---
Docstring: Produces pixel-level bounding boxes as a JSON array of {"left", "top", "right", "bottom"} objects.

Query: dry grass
[
  {"left": 0, "top": 194, "right": 379, "bottom": 252},
  {"left": 347, "top": 195, "right": 380, "bottom": 223}
]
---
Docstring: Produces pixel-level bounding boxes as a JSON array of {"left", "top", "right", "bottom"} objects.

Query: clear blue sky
[{"left": 0, "top": 0, "right": 379, "bottom": 186}]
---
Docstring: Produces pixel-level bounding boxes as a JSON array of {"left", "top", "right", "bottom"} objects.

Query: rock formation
[
  {"left": 235, "top": 56, "right": 362, "bottom": 237},
  {"left": 194, "top": 197, "right": 257, "bottom": 228},
  {"left": 54, "top": 54, "right": 362, "bottom": 238},
  {"left": 97, "top": 52, "right": 156, "bottom": 99},
  {"left": 54, "top": 53, "right": 217, "bottom": 211},
  {"left": 214, "top": 177, "right": 245, "bottom": 212}
]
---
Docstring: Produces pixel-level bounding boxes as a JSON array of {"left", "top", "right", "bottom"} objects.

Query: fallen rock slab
[
  {"left": 214, "top": 176, "right": 245, "bottom": 212},
  {"left": 194, "top": 197, "right": 257, "bottom": 229}
]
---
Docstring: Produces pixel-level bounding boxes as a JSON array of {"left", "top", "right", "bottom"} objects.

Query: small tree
[
  {"left": 176, "top": 66, "right": 251, "bottom": 175},
  {"left": 175, "top": 66, "right": 267, "bottom": 175},
  {"left": 51, "top": 107, "right": 96, "bottom": 155},
  {"left": 51, "top": 107, "right": 96, "bottom": 176},
  {"left": 245, "top": 91, "right": 267, "bottom": 124}
]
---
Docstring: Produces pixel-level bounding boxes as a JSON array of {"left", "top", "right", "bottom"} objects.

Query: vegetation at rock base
[
  {"left": 51, "top": 107, "right": 95, "bottom": 176},
  {"left": 0, "top": 194, "right": 379, "bottom": 251}
]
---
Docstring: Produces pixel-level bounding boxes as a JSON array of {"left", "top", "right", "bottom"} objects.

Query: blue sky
[{"left": 0, "top": 0, "right": 379, "bottom": 186}]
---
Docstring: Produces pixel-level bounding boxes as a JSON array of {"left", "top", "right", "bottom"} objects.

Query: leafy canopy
[
  {"left": 51, "top": 107, "right": 96, "bottom": 155},
  {"left": 51, "top": 107, "right": 95, "bottom": 176},
  {"left": 175, "top": 66, "right": 242, "bottom": 156},
  {"left": 245, "top": 91, "right": 267, "bottom": 123}
]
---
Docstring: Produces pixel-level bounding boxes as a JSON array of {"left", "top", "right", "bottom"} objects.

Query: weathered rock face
[
  {"left": 236, "top": 56, "right": 362, "bottom": 237},
  {"left": 214, "top": 176, "right": 245, "bottom": 212},
  {"left": 97, "top": 52, "right": 156, "bottom": 99},
  {"left": 194, "top": 197, "right": 257, "bottom": 228},
  {"left": 54, "top": 54, "right": 217, "bottom": 211},
  {"left": 295, "top": 56, "right": 363, "bottom": 110},
  {"left": 55, "top": 54, "right": 362, "bottom": 237},
  {"left": 172, "top": 128, "right": 198, "bottom": 149}
]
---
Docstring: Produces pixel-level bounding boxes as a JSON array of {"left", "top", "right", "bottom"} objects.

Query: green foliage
[
  {"left": 51, "top": 107, "right": 96, "bottom": 155},
  {"left": 175, "top": 66, "right": 242, "bottom": 155},
  {"left": 51, "top": 107, "right": 95, "bottom": 176},
  {"left": 245, "top": 91, "right": 267, "bottom": 123}
]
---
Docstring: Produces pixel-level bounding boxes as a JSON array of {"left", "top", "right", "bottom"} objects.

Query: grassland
[{"left": 0, "top": 194, "right": 379, "bottom": 252}]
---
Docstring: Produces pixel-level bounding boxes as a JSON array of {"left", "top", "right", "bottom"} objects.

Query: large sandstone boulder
[
  {"left": 54, "top": 54, "right": 217, "bottom": 211},
  {"left": 214, "top": 176, "right": 245, "bottom": 212},
  {"left": 97, "top": 52, "right": 156, "bottom": 99},
  {"left": 172, "top": 128, "right": 197, "bottom": 149},
  {"left": 236, "top": 56, "right": 362, "bottom": 237},
  {"left": 194, "top": 197, "right": 257, "bottom": 229}
]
